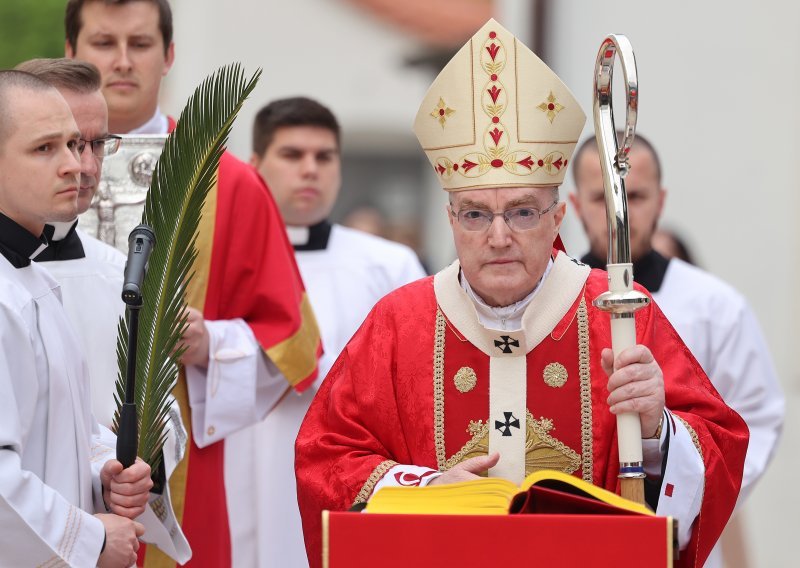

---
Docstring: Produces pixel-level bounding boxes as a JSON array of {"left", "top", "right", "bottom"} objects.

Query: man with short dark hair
[
  {"left": 17, "top": 57, "right": 125, "bottom": 427},
  {"left": 66, "top": 1, "right": 322, "bottom": 566},
  {"left": 569, "top": 133, "right": 785, "bottom": 567},
  {"left": 225, "top": 97, "right": 425, "bottom": 567},
  {"left": 64, "top": 0, "right": 174, "bottom": 134},
  {"left": 0, "top": 69, "right": 153, "bottom": 568},
  {"left": 18, "top": 56, "right": 192, "bottom": 563}
]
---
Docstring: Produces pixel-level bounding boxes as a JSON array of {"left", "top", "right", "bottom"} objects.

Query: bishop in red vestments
[{"left": 295, "top": 19, "right": 747, "bottom": 568}]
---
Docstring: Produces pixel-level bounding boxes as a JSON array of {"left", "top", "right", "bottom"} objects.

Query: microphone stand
[
  {"left": 116, "top": 301, "right": 141, "bottom": 468},
  {"left": 117, "top": 224, "right": 156, "bottom": 468}
]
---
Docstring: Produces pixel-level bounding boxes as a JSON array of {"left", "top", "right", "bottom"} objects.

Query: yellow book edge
[{"left": 365, "top": 469, "right": 653, "bottom": 517}]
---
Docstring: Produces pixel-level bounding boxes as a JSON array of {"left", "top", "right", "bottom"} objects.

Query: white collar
[
  {"left": 128, "top": 108, "right": 169, "bottom": 135},
  {"left": 460, "top": 258, "right": 553, "bottom": 331},
  {"left": 286, "top": 226, "right": 310, "bottom": 246},
  {"left": 49, "top": 219, "right": 78, "bottom": 241}
]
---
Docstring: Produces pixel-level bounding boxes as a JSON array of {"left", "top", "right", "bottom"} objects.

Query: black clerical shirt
[
  {"left": 0, "top": 213, "right": 50, "bottom": 269},
  {"left": 292, "top": 220, "right": 333, "bottom": 252},
  {"left": 33, "top": 220, "right": 85, "bottom": 262},
  {"left": 580, "top": 249, "right": 671, "bottom": 293}
]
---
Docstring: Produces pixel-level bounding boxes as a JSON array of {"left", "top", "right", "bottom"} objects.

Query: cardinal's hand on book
[
  {"left": 601, "top": 345, "right": 665, "bottom": 439},
  {"left": 427, "top": 452, "right": 500, "bottom": 486}
]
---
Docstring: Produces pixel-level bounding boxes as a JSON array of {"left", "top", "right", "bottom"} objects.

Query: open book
[{"left": 365, "top": 469, "right": 652, "bottom": 517}]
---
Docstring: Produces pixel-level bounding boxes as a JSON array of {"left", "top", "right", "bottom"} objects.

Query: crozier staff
[{"left": 590, "top": 34, "right": 651, "bottom": 504}]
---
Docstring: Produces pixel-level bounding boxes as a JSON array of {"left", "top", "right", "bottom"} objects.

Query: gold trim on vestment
[
  {"left": 322, "top": 510, "right": 330, "bottom": 568},
  {"left": 150, "top": 495, "right": 168, "bottom": 522},
  {"left": 37, "top": 557, "right": 68, "bottom": 568},
  {"left": 674, "top": 415, "right": 704, "bottom": 460},
  {"left": 143, "top": 179, "right": 216, "bottom": 565},
  {"left": 63, "top": 505, "right": 81, "bottom": 563},
  {"left": 433, "top": 287, "right": 591, "bottom": 478},
  {"left": 454, "top": 366, "right": 477, "bottom": 393},
  {"left": 446, "top": 410, "right": 580, "bottom": 476},
  {"left": 142, "top": 371, "right": 191, "bottom": 568},
  {"left": 434, "top": 310, "right": 447, "bottom": 470},
  {"left": 187, "top": 177, "right": 320, "bottom": 389},
  {"left": 543, "top": 362, "right": 568, "bottom": 387},
  {"left": 578, "top": 298, "right": 594, "bottom": 482},
  {"left": 353, "top": 460, "right": 398, "bottom": 506},
  {"left": 143, "top": 181, "right": 218, "bottom": 566},
  {"left": 184, "top": 179, "right": 217, "bottom": 311},
  {"left": 43, "top": 505, "right": 79, "bottom": 567},
  {"left": 666, "top": 516, "right": 674, "bottom": 567},
  {"left": 55, "top": 504, "right": 76, "bottom": 562},
  {"left": 265, "top": 293, "right": 321, "bottom": 388},
  {"left": 89, "top": 442, "right": 113, "bottom": 463}
]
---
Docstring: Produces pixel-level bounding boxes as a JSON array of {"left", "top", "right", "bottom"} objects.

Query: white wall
[
  {"left": 549, "top": 2, "right": 799, "bottom": 565},
  {"left": 164, "top": 0, "right": 431, "bottom": 159}
]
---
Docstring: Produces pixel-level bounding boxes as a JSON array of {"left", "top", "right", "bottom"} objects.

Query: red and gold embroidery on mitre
[{"left": 413, "top": 19, "right": 586, "bottom": 191}]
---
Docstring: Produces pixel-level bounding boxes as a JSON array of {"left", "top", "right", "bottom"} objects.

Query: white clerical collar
[
  {"left": 128, "top": 108, "right": 169, "bottom": 135},
  {"left": 460, "top": 258, "right": 554, "bottom": 331},
  {"left": 286, "top": 225, "right": 310, "bottom": 246},
  {"left": 50, "top": 219, "right": 78, "bottom": 241}
]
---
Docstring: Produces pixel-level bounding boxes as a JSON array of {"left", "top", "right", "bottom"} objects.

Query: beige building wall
[{"left": 164, "top": 0, "right": 431, "bottom": 156}]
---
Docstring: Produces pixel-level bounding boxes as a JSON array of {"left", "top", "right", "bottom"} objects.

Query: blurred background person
[
  {"left": 570, "top": 133, "right": 785, "bottom": 568},
  {"left": 341, "top": 204, "right": 388, "bottom": 238},
  {"left": 652, "top": 227, "right": 696, "bottom": 266}
]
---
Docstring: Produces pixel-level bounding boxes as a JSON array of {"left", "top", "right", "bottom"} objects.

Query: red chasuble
[
  {"left": 139, "top": 130, "right": 321, "bottom": 567},
  {"left": 296, "top": 252, "right": 747, "bottom": 568}
]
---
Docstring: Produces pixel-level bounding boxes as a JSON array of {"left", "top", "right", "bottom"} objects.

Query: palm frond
[{"left": 113, "top": 64, "right": 261, "bottom": 469}]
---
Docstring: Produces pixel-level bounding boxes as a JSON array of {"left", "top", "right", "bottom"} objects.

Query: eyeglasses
[
  {"left": 78, "top": 134, "right": 122, "bottom": 158},
  {"left": 450, "top": 200, "right": 559, "bottom": 232}
]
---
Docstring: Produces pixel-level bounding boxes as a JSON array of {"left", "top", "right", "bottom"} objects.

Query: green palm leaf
[{"left": 112, "top": 63, "right": 261, "bottom": 470}]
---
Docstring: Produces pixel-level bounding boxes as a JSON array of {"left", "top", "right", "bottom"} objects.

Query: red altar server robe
[
  {"left": 139, "top": 146, "right": 321, "bottom": 568},
  {"left": 296, "top": 252, "right": 747, "bottom": 568}
]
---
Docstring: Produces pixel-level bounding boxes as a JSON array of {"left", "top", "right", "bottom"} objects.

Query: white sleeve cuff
[
  {"left": 369, "top": 464, "right": 442, "bottom": 499},
  {"left": 186, "top": 319, "right": 287, "bottom": 447},
  {"left": 161, "top": 396, "right": 187, "bottom": 478},
  {"left": 655, "top": 411, "right": 705, "bottom": 550},
  {"left": 136, "top": 486, "right": 192, "bottom": 563}
]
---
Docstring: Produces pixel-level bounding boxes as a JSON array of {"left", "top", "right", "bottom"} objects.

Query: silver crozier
[{"left": 592, "top": 35, "right": 650, "bottom": 505}]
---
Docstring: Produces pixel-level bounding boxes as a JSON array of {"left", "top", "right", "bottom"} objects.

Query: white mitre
[{"left": 413, "top": 19, "right": 586, "bottom": 191}]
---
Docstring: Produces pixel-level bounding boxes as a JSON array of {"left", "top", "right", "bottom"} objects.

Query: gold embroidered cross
[
  {"left": 430, "top": 97, "right": 455, "bottom": 128},
  {"left": 537, "top": 91, "right": 564, "bottom": 123}
]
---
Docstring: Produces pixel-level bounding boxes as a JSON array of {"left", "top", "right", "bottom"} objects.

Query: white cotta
[
  {"left": 39, "top": 226, "right": 193, "bottom": 563},
  {"left": 0, "top": 257, "right": 107, "bottom": 566},
  {"left": 652, "top": 257, "right": 785, "bottom": 568},
  {"left": 40, "top": 227, "right": 127, "bottom": 427}
]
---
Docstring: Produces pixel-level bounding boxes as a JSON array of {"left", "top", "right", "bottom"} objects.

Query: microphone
[
  {"left": 122, "top": 224, "right": 156, "bottom": 306},
  {"left": 117, "top": 224, "right": 155, "bottom": 468}
]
